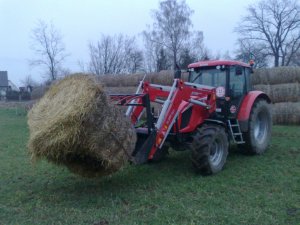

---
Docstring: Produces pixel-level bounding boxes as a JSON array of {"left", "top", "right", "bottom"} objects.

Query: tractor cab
[{"left": 187, "top": 60, "right": 253, "bottom": 120}]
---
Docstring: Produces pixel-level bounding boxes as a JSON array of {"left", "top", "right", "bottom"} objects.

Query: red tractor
[{"left": 110, "top": 60, "right": 272, "bottom": 175}]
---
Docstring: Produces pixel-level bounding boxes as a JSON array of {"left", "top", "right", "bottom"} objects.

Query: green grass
[{"left": 0, "top": 109, "right": 299, "bottom": 225}]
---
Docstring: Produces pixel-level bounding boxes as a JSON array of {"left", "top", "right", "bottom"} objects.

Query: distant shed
[{"left": 0, "top": 71, "right": 8, "bottom": 87}]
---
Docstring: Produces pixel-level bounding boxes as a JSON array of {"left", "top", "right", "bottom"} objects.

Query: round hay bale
[
  {"left": 252, "top": 67, "right": 300, "bottom": 85},
  {"left": 254, "top": 83, "right": 300, "bottom": 103},
  {"left": 272, "top": 102, "right": 300, "bottom": 125},
  {"left": 28, "top": 75, "right": 137, "bottom": 177}
]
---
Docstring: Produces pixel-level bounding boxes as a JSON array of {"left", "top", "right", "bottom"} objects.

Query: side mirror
[{"left": 174, "top": 69, "right": 181, "bottom": 79}]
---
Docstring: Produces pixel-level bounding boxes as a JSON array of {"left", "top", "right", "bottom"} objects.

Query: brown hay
[
  {"left": 27, "top": 74, "right": 136, "bottom": 177},
  {"left": 272, "top": 102, "right": 300, "bottom": 125},
  {"left": 254, "top": 83, "right": 300, "bottom": 103},
  {"left": 252, "top": 67, "right": 300, "bottom": 85}
]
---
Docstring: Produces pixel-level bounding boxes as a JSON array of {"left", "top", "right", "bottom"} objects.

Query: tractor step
[{"left": 227, "top": 119, "right": 245, "bottom": 144}]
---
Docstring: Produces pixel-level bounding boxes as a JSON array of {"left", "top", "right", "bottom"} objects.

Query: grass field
[{"left": 0, "top": 108, "right": 299, "bottom": 225}]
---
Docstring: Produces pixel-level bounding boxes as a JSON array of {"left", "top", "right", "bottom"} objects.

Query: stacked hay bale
[
  {"left": 271, "top": 102, "right": 300, "bottom": 125},
  {"left": 46, "top": 68, "right": 299, "bottom": 126},
  {"left": 98, "top": 70, "right": 175, "bottom": 87},
  {"left": 252, "top": 67, "right": 300, "bottom": 85},
  {"left": 253, "top": 67, "right": 300, "bottom": 125},
  {"left": 28, "top": 75, "right": 137, "bottom": 177},
  {"left": 98, "top": 70, "right": 189, "bottom": 91},
  {"left": 254, "top": 83, "right": 300, "bottom": 103}
]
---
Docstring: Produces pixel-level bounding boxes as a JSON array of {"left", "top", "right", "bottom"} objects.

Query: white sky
[{"left": 0, "top": 0, "right": 257, "bottom": 86}]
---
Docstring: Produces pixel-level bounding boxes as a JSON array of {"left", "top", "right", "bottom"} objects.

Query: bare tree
[
  {"left": 156, "top": 48, "right": 171, "bottom": 71},
  {"left": 21, "top": 75, "right": 38, "bottom": 87},
  {"left": 290, "top": 50, "right": 300, "bottom": 65},
  {"left": 235, "top": 39, "right": 269, "bottom": 68},
  {"left": 236, "top": 0, "right": 300, "bottom": 67},
  {"left": 143, "top": 31, "right": 173, "bottom": 72},
  {"left": 222, "top": 51, "right": 233, "bottom": 60},
  {"left": 77, "top": 60, "right": 87, "bottom": 73},
  {"left": 178, "top": 48, "right": 196, "bottom": 68},
  {"left": 186, "top": 31, "right": 211, "bottom": 61},
  {"left": 128, "top": 50, "right": 144, "bottom": 74},
  {"left": 143, "top": 31, "right": 172, "bottom": 72},
  {"left": 30, "top": 20, "right": 68, "bottom": 80},
  {"left": 88, "top": 34, "right": 143, "bottom": 75},
  {"left": 144, "top": 0, "right": 194, "bottom": 69}
]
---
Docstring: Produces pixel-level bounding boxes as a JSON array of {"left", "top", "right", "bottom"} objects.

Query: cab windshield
[{"left": 189, "top": 67, "right": 226, "bottom": 87}]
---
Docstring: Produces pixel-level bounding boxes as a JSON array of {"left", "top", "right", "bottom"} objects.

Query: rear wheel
[
  {"left": 240, "top": 100, "right": 272, "bottom": 154},
  {"left": 190, "top": 124, "right": 229, "bottom": 175}
]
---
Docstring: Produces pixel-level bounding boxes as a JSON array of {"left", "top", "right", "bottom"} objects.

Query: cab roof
[{"left": 188, "top": 60, "right": 251, "bottom": 69}]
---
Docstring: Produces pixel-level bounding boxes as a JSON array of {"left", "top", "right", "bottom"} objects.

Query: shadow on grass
[
  {"left": 42, "top": 152, "right": 191, "bottom": 192},
  {"left": 35, "top": 147, "right": 255, "bottom": 203}
]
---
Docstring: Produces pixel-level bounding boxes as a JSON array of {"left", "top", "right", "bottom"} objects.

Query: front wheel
[
  {"left": 190, "top": 124, "right": 229, "bottom": 175},
  {"left": 239, "top": 99, "right": 272, "bottom": 154}
]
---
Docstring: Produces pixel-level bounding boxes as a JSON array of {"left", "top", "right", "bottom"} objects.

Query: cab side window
[
  {"left": 245, "top": 68, "right": 253, "bottom": 92},
  {"left": 229, "top": 66, "right": 246, "bottom": 98}
]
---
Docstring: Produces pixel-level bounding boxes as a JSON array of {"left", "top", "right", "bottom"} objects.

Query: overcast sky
[{"left": 0, "top": 0, "right": 257, "bottom": 86}]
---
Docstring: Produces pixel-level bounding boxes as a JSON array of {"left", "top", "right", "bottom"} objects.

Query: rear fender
[{"left": 237, "top": 91, "right": 271, "bottom": 131}]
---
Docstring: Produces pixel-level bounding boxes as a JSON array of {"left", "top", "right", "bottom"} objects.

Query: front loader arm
[
  {"left": 147, "top": 80, "right": 217, "bottom": 159},
  {"left": 110, "top": 79, "right": 216, "bottom": 163}
]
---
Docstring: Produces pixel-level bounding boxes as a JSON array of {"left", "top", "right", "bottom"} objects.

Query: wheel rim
[
  {"left": 209, "top": 138, "right": 223, "bottom": 166},
  {"left": 253, "top": 110, "right": 269, "bottom": 144}
]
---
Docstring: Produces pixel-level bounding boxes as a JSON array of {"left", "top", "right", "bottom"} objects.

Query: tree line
[{"left": 29, "top": 0, "right": 300, "bottom": 82}]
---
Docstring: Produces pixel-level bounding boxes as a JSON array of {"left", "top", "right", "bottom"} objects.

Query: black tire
[
  {"left": 240, "top": 100, "right": 272, "bottom": 154},
  {"left": 190, "top": 124, "right": 229, "bottom": 175}
]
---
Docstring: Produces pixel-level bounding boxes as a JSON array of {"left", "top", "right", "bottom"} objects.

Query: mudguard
[{"left": 237, "top": 91, "right": 271, "bottom": 132}]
